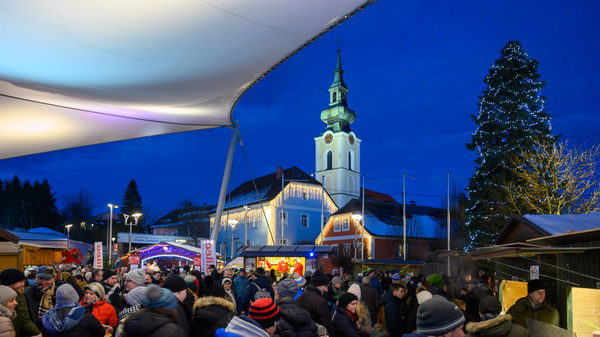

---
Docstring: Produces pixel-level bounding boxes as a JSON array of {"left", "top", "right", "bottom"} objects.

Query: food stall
[{"left": 237, "top": 245, "right": 332, "bottom": 278}]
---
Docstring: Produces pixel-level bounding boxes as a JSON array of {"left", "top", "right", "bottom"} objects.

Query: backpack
[{"left": 252, "top": 282, "right": 271, "bottom": 302}]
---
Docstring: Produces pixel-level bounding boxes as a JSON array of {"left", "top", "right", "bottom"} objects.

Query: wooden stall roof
[
  {"left": 459, "top": 245, "right": 590, "bottom": 260},
  {"left": 528, "top": 227, "right": 600, "bottom": 246},
  {"left": 0, "top": 227, "right": 19, "bottom": 243}
]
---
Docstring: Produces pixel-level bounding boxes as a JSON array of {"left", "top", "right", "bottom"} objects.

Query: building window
[
  {"left": 342, "top": 218, "right": 349, "bottom": 231},
  {"left": 279, "top": 239, "right": 288, "bottom": 245},
  {"left": 343, "top": 243, "right": 351, "bottom": 255},
  {"left": 331, "top": 244, "right": 339, "bottom": 257},
  {"left": 334, "top": 219, "right": 341, "bottom": 232},
  {"left": 301, "top": 214, "right": 309, "bottom": 228},
  {"left": 280, "top": 211, "right": 288, "bottom": 226},
  {"left": 302, "top": 191, "right": 307, "bottom": 200},
  {"left": 356, "top": 242, "right": 363, "bottom": 257},
  {"left": 251, "top": 219, "right": 257, "bottom": 228},
  {"left": 348, "top": 151, "right": 352, "bottom": 170},
  {"left": 332, "top": 269, "right": 338, "bottom": 275},
  {"left": 252, "top": 239, "right": 259, "bottom": 245},
  {"left": 326, "top": 151, "right": 333, "bottom": 170},
  {"left": 332, "top": 92, "right": 337, "bottom": 102}
]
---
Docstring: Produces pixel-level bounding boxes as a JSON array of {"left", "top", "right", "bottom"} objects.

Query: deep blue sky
[{"left": 1, "top": 0, "right": 599, "bottom": 223}]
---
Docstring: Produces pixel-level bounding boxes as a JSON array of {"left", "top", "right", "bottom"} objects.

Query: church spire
[{"left": 320, "top": 42, "right": 356, "bottom": 133}]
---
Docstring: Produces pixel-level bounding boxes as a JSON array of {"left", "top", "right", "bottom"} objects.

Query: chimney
[{"left": 276, "top": 166, "right": 283, "bottom": 179}]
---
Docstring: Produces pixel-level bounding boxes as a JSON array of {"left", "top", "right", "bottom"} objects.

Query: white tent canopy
[{"left": 0, "top": 0, "right": 373, "bottom": 159}]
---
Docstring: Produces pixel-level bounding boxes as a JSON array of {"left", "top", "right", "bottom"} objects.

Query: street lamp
[
  {"left": 351, "top": 212, "right": 363, "bottom": 260},
  {"left": 107, "top": 204, "right": 119, "bottom": 265},
  {"left": 228, "top": 219, "right": 238, "bottom": 259},
  {"left": 123, "top": 213, "right": 142, "bottom": 252},
  {"left": 65, "top": 224, "right": 73, "bottom": 250}
]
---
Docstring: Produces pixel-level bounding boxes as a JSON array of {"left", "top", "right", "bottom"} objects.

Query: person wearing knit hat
[
  {"left": 416, "top": 295, "right": 465, "bottom": 336},
  {"left": 275, "top": 278, "right": 297, "bottom": 300},
  {"left": 125, "top": 268, "right": 146, "bottom": 291},
  {"left": 248, "top": 298, "right": 281, "bottom": 335},
  {"left": 0, "top": 285, "right": 18, "bottom": 312},
  {"left": 506, "top": 279, "right": 559, "bottom": 329},
  {"left": 24, "top": 266, "right": 56, "bottom": 322},
  {"left": 332, "top": 292, "right": 360, "bottom": 337},
  {"left": 391, "top": 272, "right": 402, "bottom": 283},
  {"left": 41, "top": 284, "right": 107, "bottom": 337},
  {"left": 117, "top": 286, "right": 147, "bottom": 322},
  {"left": 100, "top": 268, "right": 123, "bottom": 313},
  {"left": 297, "top": 270, "right": 336, "bottom": 337},
  {"left": 416, "top": 290, "right": 433, "bottom": 305},
  {"left": 121, "top": 284, "right": 185, "bottom": 337},
  {"left": 329, "top": 275, "right": 345, "bottom": 302},
  {"left": 240, "top": 266, "right": 274, "bottom": 314},
  {"left": 162, "top": 274, "right": 193, "bottom": 336},
  {"left": 222, "top": 277, "right": 237, "bottom": 310},
  {"left": 426, "top": 273, "right": 449, "bottom": 300},
  {"left": 1, "top": 268, "right": 41, "bottom": 337},
  {"left": 465, "top": 295, "right": 530, "bottom": 337}
]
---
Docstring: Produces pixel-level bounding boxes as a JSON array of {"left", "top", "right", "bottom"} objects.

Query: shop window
[
  {"left": 301, "top": 214, "right": 309, "bottom": 228},
  {"left": 342, "top": 218, "right": 349, "bottom": 231},
  {"left": 334, "top": 219, "right": 341, "bottom": 232}
]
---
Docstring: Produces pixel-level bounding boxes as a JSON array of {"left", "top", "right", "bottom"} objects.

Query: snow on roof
[
  {"left": 29, "top": 227, "right": 65, "bottom": 236},
  {"left": 365, "top": 211, "right": 439, "bottom": 238},
  {"left": 523, "top": 212, "right": 600, "bottom": 235},
  {"left": 226, "top": 187, "right": 270, "bottom": 209}
]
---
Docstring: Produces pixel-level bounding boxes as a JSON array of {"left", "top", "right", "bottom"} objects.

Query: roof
[
  {"left": 528, "top": 227, "right": 600, "bottom": 246},
  {"left": 0, "top": 1, "right": 374, "bottom": 160},
  {"left": 496, "top": 212, "right": 600, "bottom": 244},
  {"left": 8, "top": 228, "right": 66, "bottom": 241},
  {"left": 238, "top": 245, "right": 331, "bottom": 257},
  {"left": 0, "top": 227, "right": 19, "bottom": 243},
  {"left": 459, "top": 245, "right": 592, "bottom": 260},
  {"left": 214, "top": 166, "right": 322, "bottom": 210},
  {"left": 150, "top": 205, "right": 213, "bottom": 229},
  {"left": 353, "top": 259, "right": 425, "bottom": 266},
  {"left": 334, "top": 199, "right": 443, "bottom": 238},
  {"left": 362, "top": 188, "right": 397, "bottom": 203}
]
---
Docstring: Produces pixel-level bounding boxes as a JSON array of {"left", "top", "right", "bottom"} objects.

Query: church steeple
[{"left": 320, "top": 46, "right": 356, "bottom": 133}]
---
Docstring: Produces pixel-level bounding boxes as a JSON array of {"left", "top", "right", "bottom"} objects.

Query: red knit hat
[{"left": 248, "top": 298, "right": 280, "bottom": 329}]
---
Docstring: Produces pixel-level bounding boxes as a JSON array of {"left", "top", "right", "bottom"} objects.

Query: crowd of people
[{"left": 0, "top": 262, "right": 589, "bottom": 337}]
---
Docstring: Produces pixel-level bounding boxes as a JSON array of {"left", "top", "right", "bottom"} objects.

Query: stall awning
[
  {"left": 238, "top": 245, "right": 331, "bottom": 257},
  {"left": 353, "top": 259, "right": 425, "bottom": 266},
  {"left": 459, "top": 246, "right": 591, "bottom": 260}
]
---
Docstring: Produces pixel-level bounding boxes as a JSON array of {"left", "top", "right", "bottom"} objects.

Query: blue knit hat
[
  {"left": 143, "top": 284, "right": 178, "bottom": 310},
  {"left": 391, "top": 272, "right": 402, "bottom": 281}
]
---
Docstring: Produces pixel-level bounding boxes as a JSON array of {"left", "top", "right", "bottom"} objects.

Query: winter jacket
[
  {"left": 192, "top": 296, "right": 236, "bottom": 337},
  {"left": 506, "top": 296, "right": 559, "bottom": 328},
  {"left": 214, "top": 315, "right": 269, "bottom": 337},
  {"left": 233, "top": 276, "right": 248, "bottom": 301},
  {"left": 358, "top": 284, "right": 380, "bottom": 322},
  {"left": 466, "top": 314, "right": 531, "bottom": 337},
  {"left": 24, "top": 285, "right": 56, "bottom": 321},
  {"left": 384, "top": 295, "right": 405, "bottom": 337},
  {"left": 175, "top": 300, "right": 192, "bottom": 337},
  {"left": 406, "top": 304, "right": 419, "bottom": 334},
  {"left": 0, "top": 304, "right": 16, "bottom": 337},
  {"left": 240, "top": 277, "right": 274, "bottom": 313},
  {"left": 426, "top": 286, "right": 449, "bottom": 300},
  {"left": 297, "top": 285, "right": 336, "bottom": 337},
  {"left": 332, "top": 306, "right": 360, "bottom": 337},
  {"left": 369, "top": 277, "right": 383, "bottom": 297},
  {"left": 273, "top": 299, "right": 318, "bottom": 337},
  {"left": 40, "top": 303, "right": 105, "bottom": 337},
  {"left": 122, "top": 308, "right": 185, "bottom": 337},
  {"left": 13, "top": 293, "right": 41, "bottom": 337},
  {"left": 102, "top": 282, "right": 124, "bottom": 313},
  {"left": 79, "top": 299, "right": 118, "bottom": 327}
]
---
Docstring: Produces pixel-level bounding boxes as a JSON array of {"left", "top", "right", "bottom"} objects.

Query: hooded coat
[
  {"left": 40, "top": 303, "right": 105, "bottom": 337},
  {"left": 214, "top": 315, "right": 269, "bottom": 337},
  {"left": 122, "top": 308, "right": 185, "bottom": 337},
  {"left": 297, "top": 285, "right": 336, "bottom": 337},
  {"left": 192, "top": 296, "right": 236, "bottom": 337},
  {"left": 466, "top": 314, "right": 531, "bottom": 337},
  {"left": 79, "top": 298, "right": 118, "bottom": 327},
  {"left": 273, "top": 299, "right": 318, "bottom": 337},
  {"left": 332, "top": 306, "right": 360, "bottom": 337},
  {"left": 506, "top": 296, "right": 559, "bottom": 328}
]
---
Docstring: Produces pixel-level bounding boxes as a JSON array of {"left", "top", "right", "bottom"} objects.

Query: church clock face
[
  {"left": 349, "top": 135, "right": 354, "bottom": 145},
  {"left": 325, "top": 134, "right": 333, "bottom": 144}
]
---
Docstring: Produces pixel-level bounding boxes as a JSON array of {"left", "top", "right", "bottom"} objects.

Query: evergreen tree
[
  {"left": 121, "top": 179, "right": 144, "bottom": 233},
  {"left": 466, "top": 41, "right": 558, "bottom": 247}
]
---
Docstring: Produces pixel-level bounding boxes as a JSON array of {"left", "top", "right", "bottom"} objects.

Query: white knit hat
[{"left": 0, "top": 285, "right": 17, "bottom": 304}]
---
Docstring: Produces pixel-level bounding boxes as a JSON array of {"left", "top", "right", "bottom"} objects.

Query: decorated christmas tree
[{"left": 466, "top": 40, "right": 558, "bottom": 247}]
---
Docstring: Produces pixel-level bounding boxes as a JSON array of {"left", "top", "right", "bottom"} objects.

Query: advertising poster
[
  {"left": 94, "top": 242, "right": 103, "bottom": 269},
  {"left": 201, "top": 240, "right": 216, "bottom": 274}
]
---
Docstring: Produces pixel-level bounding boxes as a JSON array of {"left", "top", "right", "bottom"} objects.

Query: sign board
[
  {"left": 116, "top": 232, "right": 196, "bottom": 245},
  {"left": 194, "top": 257, "right": 202, "bottom": 266},
  {"left": 129, "top": 256, "right": 139, "bottom": 265},
  {"left": 94, "top": 242, "right": 103, "bottom": 269},
  {"left": 200, "top": 240, "right": 216, "bottom": 274},
  {"left": 530, "top": 265, "right": 539, "bottom": 280}
]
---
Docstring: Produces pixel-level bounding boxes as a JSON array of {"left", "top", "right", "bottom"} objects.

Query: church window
[
  {"left": 332, "top": 92, "right": 337, "bottom": 102},
  {"left": 326, "top": 151, "right": 333, "bottom": 170},
  {"left": 348, "top": 151, "right": 353, "bottom": 170}
]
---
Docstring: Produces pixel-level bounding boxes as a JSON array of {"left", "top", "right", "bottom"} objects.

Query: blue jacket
[
  {"left": 233, "top": 276, "right": 248, "bottom": 300},
  {"left": 240, "top": 276, "right": 274, "bottom": 313},
  {"left": 214, "top": 316, "right": 269, "bottom": 337},
  {"left": 370, "top": 277, "right": 383, "bottom": 297}
]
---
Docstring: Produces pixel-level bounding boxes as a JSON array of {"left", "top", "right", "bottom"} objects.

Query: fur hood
[
  {"left": 466, "top": 314, "right": 512, "bottom": 333},
  {"left": 193, "top": 296, "right": 235, "bottom": 313}
]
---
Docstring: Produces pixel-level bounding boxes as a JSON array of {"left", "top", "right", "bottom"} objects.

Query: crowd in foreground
[{"left": 0, "top": 262, "right": 594, "bottom": 337}]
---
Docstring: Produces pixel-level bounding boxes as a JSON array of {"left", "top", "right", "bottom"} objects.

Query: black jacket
[
  {"left": 122, "top": 308, "right": 185, "bottom": 337},
  {"left": 273, "top": 299, "right": 318, "bottom": 337},
  {"left": 192, "top": 296, "right": 236, "bottom": 337},
  {"left": 383, "top": 295, "right": 405, "bottom": 337},
  {"left": 297, "top": 285, "right": 336, "bottom": 337},
  {"left": 24, "top": 286, "right": 56, "bottom": 323},
  {"left": 102, "top": 282, "right": 124, "bottom": 313},
  {"left": 40, "top": 305, "right": 105, "bottom": 337},
  {"left": 332, "top": 306, "right": 360, "bottom": 337}
]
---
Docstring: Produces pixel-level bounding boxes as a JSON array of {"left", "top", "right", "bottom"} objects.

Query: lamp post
[
  {"left": 351, "top": 212, "right": 363, "bottom": 260},
  {"left": 107, "top": 204, "right": 119, "bottom": 265},
  {"left": 65, "top": 224, "right": 73, "bottom": 250},
  {"left": 228, "top": 219, "right": 238, "bottom": 259},
  {"left": 124, "top": 213, "right": 142, "bottom": 252}
]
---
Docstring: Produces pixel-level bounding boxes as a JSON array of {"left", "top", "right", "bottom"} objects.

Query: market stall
[
  {"left": 237, "top": 245, "right": 331, "bottom": 278},
  {"left": 121, "top": 242, "right": 223, "bottom": 271}
]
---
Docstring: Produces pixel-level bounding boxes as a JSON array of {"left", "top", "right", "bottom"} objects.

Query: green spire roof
[{"left": 330, "top": 49, "right": 347, "bottom": 89}]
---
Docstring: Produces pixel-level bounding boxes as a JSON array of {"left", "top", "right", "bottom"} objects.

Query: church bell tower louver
[{"left": 314, "top": 46, "right": 361, "bottom": 208}]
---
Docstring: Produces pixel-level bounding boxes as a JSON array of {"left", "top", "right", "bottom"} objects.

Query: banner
[
  {"left": 201, "top": 240, "right": 216, "bottom": 274},
  {"left": 94, "top": 242, "right": 103, "bottom": 269}
]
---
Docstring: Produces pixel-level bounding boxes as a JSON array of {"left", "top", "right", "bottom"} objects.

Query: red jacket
[{"left": 79, "top": 299, "right": 118, "bottom": 327}]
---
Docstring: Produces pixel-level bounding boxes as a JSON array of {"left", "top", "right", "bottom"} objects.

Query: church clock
[
  {"left": 325, "top": 134, "right": 333, "bottom": 144},
  {"left": 349, "top": 135, "right": 354, "bottom": 145}
]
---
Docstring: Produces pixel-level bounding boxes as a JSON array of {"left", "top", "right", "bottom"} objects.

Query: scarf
[
  {"left": 345, "top": 308, "right": 359, "bottom": 322},
  {"left": 37, "top": 282, "right": 55, "bottom": 319},
  {"left": 0, "top": 303, "right": 16, "bottom": 320}
]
